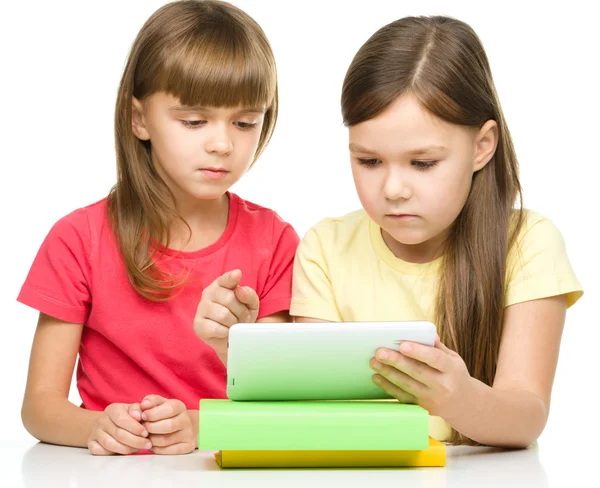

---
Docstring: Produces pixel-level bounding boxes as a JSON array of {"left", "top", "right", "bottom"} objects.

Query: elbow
[
  {"left": 21, "top": 402, "right": 35, "bottom": 439},
  {"left": 21, "top": 396, "right": 44, "bottom": 442},
  {"left": 21, "top": 399, "right": 37, "bottom": 439},
  {"left": 519, "top": 416, "right": 548, "bottom": 449},
  {"left": 473, "top": 391, "right": 548, "bottom": 449},
  {"left": 502, "top": 434, "right": 540, "bottom": 450},
  {"left": 494, "top": 395, "right": 549, "bottom": 449},
  {"left": 484, "top": 428, "right": 543, "bottom": 450},
  {"left": 502, "top": 429, "right": 543, "bottom": 449},
  {"left": 519, "top": 394, "right": 550, "bottom": 448}
]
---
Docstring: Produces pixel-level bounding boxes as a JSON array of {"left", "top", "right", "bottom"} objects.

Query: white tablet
[{"left": 226, "top": 321, "right": 436, "bottom": 401}]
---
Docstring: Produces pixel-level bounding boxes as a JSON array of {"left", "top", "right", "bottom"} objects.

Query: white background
[{"left": 0, "top": 0, "right": 598, "bottom": 462}]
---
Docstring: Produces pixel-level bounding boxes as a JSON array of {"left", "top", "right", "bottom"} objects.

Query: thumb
[
  {"left": 234, "top": 286, "right": 259, "bottom": 317},
  {"left": 435, "top": 335, "right": 456, "bottom": 355},
  {"left": 128, "top": 402, "right": 142, "bottom": 422},
  {"left": 140, "top": 394, "right": 167, "bottom": 412},
  {"left": 217, "top": 269, "right": 242, "bottom": 290}
]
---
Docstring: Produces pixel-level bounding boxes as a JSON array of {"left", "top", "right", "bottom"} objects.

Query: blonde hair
[
  {"left": 342, "top": 16, "right": 524, "bottom": 445},
  {"left": 107, "top": 0, "right": 277, "bottom": 300}
]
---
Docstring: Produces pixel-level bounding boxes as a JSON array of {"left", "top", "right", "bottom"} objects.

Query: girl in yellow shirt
[{"left": 290, "top": 16, "right": 583, "bottom": 448}]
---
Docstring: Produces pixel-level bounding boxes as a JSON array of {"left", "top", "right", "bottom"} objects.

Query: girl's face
[
  {"left": 349, "top": 94, "right": 497, "bottom": 262},
  {"left": 132, "top": 92, "right": 265, "bottom": 204}
]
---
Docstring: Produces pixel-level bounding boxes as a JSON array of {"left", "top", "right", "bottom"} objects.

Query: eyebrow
[
  {"left": 169, "top": 105, "right": 265, "bottom": 114},
  {"left": 349, "top": 143, "right": 447, "bottom": 156}
]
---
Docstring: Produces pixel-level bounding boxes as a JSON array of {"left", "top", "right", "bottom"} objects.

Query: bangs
[{"left": 150, "top": 23, "right": 276, "bottom": 110}]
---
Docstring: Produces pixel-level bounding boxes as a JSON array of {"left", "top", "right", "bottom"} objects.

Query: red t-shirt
[{"left": 17, "top": 192, "right": 299, "bottom": 411}]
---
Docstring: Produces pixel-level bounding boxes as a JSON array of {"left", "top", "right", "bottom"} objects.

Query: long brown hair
[
  {"left": 342, "top": 16, "right": 524, "bottom": 445},
  {"left": 108, "top": 0, "right": 277, "bottom": 300}
]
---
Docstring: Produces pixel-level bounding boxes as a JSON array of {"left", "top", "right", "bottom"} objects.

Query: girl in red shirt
[{"left": 18, "top": 0, "right": 299, "bottom": 455}]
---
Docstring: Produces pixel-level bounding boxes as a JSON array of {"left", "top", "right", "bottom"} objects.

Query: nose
[
  {"left": 383, "top": 167, "right": 412, "bottom": 201},
  {"left": 204, "top": 125, "right": 233, "bottom": 156}
]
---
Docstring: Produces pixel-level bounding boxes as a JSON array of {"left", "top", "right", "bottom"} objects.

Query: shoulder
[
  {"left": 303, "top": 208, "right": 369, "bottom": 243},
  {"left": 506, "top": 208, "right": 583, "bottom": 307},
  {"left": 298, "top": 209, "right": 370, "bottom": 260},
  {"left": 47, "top": 198, "right": 108, "bottom": 244},
  {"left": 511, "top": 208, "right": 565, "bottom": 251},
  {"left": 232, "top": 193, "right": 299, "bottom": 247},
  {"left": 234, "top": 193, "right": 288, "bottom": 227}
]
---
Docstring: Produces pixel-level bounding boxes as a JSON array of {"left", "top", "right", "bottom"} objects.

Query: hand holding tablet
[{"left": 226, "top": 321, "right": 437, "bottom": 401}]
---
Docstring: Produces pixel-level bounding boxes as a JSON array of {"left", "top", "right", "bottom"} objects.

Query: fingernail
[
  {"left": 372, "top": 360, "right": 382, "bottom": 371},
  {"left": 142, "top": 430, "right": 148, "bottom": 437},
  {"left": 142, "top": 413, "right": 147, "bottom": 421},
  {"left": 400, "top": 343, "right": 412, "bottom": 353},
  {"left": 145, "top": 442, "right": 152, "bottom": 450},
  {"left": 377, "top": 350, "right": 388, "bottom": 360}
]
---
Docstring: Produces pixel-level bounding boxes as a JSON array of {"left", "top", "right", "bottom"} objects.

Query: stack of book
[{"left": 198, "top": 399, "right": 446, "bottom": 468}]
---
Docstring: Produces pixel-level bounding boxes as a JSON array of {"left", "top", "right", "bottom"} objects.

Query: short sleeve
[
  {"left": 17, "top": 209, "right": 92, "bottom": 324},
  {"left": 290, "top": 224, "right": 342, "bottom": 321},
  {"left": 256, "top": 217, "right": 300, "bottom": 319},
  {"left": 505, "top": 216, "right": 583, "bottom": 308}
]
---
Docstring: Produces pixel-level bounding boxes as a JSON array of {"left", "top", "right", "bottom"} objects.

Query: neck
[
  {"left": 169, "top": 193, "right": 230, "bottom": 252},
  {"left": 175, "top": 193, "right": 229, "bottom": 225}
]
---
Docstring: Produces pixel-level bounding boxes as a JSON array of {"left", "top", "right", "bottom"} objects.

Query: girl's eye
[
  {"left": 234, "top": 121, "right": 257, "bottom": 130},
  {"left": 412, "top": 160, "right": 439, "bottom": 171},
  {"left": 357, "top": 158, "right": 381, "bottom": 167},
  {"left": 181, "top": 120, "right": 206, "bottom": 128}
]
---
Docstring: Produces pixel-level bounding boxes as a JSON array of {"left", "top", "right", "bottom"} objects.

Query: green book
[{"left": 198, "top": 400, "right": 429, "bottom": 451}]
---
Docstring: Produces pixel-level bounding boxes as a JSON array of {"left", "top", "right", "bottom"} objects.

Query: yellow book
[{"left": 214, "top": 436, "right": 446, "bottom": 468}]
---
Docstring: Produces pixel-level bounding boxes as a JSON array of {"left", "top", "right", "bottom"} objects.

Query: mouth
[
  {"left": 198, "top": 168, "right": 230, "bottom": 180},
  {"left": 386, "top": 214, "right": 418, "bottom": 220}
]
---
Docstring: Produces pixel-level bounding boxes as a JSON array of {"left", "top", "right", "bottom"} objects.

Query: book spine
[
  {"left": 216, "top": 444, "right": 446, "bottom": 468},
  {"left": 199, "top": 408, "right": 429, "bottom": 450}
]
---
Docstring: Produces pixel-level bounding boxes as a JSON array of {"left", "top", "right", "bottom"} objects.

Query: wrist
[{"left": 443, "top": 375, "right": 480, "bottom": 425}]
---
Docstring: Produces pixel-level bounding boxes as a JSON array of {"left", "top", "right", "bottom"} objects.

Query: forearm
[
  {"left": 22, "top": 390, "right": 102, "bottom": 448},
  {"left": 445, "top": 378, "right": 548, "bottom": 448}
]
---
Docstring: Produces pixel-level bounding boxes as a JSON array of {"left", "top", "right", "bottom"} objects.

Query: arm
[
  {"left": 446, "top": 294, "right": 566, "bottom": 447},
  {"left": 195, "top": 217, "right": 299, "bottom": 364},
  {"left": 373, "top": 294, "right": 566, "bottom": 448},
  {"left": 299, "top": 308, "right": 553, "bottom": 446},
  {"left": 21, "top": 312, "right": 101, "bottom": 447},
  {"left": 22, "top": 313, "right": 149, "bottom": 454}
]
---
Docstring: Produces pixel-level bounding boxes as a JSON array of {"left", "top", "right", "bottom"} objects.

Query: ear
[
  {"left": 132, "top": 97, "right": 150, "bottom": 141},
  {"left": 473, "top": 120, "right": 498, "bottom": 172}
]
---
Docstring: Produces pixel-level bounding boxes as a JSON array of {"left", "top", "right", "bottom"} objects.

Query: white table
[{"left": 3, "top": 437, "right": 584, "bottom": 488}]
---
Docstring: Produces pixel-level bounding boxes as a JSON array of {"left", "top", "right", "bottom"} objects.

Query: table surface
[{"left": 2, "top": 436, "right": 587, "bottom": 488}]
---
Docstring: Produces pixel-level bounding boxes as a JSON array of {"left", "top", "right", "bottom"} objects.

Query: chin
[
  {"left": 186, "top": 189, "right": 227, "bottom": 201},
  {"left": 187, "top": 181, "right": 232, "bottom": 199},
  {"left": 384, "top": 228, "right": 430, "bottom": 247}
]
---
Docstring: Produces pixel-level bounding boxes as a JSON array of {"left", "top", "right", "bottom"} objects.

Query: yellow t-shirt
[{"left": 290, "top": 209, "right": 583, "bottom": 441}]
